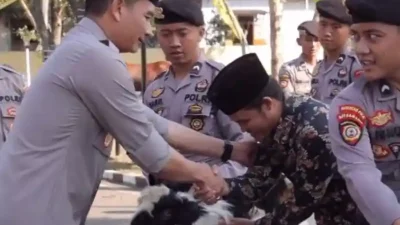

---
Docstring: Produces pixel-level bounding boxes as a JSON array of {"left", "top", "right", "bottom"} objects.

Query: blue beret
[
  {"left": 154, "top": 0, "right": 204, "bottom": 26},
  {"left": 346, "top": 0, "right": 400, "bottom": 25},
  {"left": 317, "top": 0, "right": 352, "bottom": 25}
]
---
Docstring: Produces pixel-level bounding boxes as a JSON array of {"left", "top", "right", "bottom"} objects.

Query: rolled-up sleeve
[{"left": 71, "top": 48, "right": 171, "bottom": 173}]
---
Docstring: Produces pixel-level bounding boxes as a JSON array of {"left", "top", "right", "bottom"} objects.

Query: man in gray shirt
[{"left": 0, "top": 1, "right": 256, "bottom": 225}]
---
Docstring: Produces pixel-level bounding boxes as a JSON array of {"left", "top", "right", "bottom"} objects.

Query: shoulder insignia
[
  {"left": 190, "top": 62, "right": 203, "bottom": 75},
  {"left": 154, "top": 70, "right": 168, "bottom": 81},
  {"left": 336, "top": 54, "right": 346, "bottom": 64},
  {"left": 336, "top": 104, "right": 367, "bottom": 146}
]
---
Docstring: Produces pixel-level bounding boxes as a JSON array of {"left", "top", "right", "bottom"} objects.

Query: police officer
[
  {"left": 144, "top": 0, "right": 249, "bottom": 216},
  {"left": 278, "top": 20, "right": 320, "bottom": 97},
  {"left": 0, "top": 1, "right": 258, "bottom": 224},
  {"left": 311, "top": 0, "right": 362, "bottom": 104},
  {"left": 0, "top": 65, "right": 25, "bottom": 150},
  {"left": 194, "top": 53, "right": 369, "bottom": 225},
  {"left": 329, "top": 0, "right": 400, "bottom": 224}
]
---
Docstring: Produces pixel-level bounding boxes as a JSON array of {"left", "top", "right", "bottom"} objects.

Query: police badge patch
[
  {"left": 337, "top": 104, "right": 367, "bottom": 146},
  {"left": 372, "top": 145, "right": 390, "bottom": 159},
  {"left": 7, "top": 106, "right": 16, "bottom": 117},
  {"left": 152, "top": 87, "right": 165, "bottom": 98},
  {"left": 190, "top": 118, "right": 204, "bottom": 131},
  {"left": 389, "top": 143, "right": 400, "bottom": 159},
  {"left": 195, "top": 79, "right": 209, "bottom": 92}
]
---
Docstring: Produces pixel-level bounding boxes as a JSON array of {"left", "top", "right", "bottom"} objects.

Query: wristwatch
[{"left": 220, "top": 140, "right": 233, "bottom": 162}]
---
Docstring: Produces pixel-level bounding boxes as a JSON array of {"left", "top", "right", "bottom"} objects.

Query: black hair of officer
[{"left": 207, "top": 53, "right": 284, "bottom": 116}]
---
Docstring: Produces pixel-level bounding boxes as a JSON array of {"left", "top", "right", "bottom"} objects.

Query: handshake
[{"left": 191, "top": 164, "right": 230, "bottom": 205}]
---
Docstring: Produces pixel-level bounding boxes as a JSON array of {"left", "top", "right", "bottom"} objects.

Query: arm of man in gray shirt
[{"left": 72, "top": 48, "right": 254, "bottom": 183}]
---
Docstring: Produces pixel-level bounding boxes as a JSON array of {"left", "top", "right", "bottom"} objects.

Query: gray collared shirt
[{"left": 0, "top": 18, "right": 172, "bottom": 225}]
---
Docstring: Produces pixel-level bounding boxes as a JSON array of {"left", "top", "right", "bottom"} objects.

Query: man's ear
[
  {"left": 296, "top": 37, "right": 301, "bottom": 46},
  {"left": 261, "top": 97, "right": 273, "bottom": 111},
  {"left": 198, "top": 26, "right": 205, "bottom": 42},
  {"left": 109, "top": 0, "right": 124, "bottom": 22}
]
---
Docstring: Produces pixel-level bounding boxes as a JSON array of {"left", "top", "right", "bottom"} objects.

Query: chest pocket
[{"left": 181, "top": 102, "right": 214, "bottom": 135}]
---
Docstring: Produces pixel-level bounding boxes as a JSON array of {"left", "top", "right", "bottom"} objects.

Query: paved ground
[
  {"left": 86, "top": 180, "right": 141, "bottom": 225},
  {"left": 87, "top": 180, "right": 316, "bottom": 225}
]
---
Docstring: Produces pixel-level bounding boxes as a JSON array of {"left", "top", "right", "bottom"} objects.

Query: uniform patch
[
  {"left": 155, "top": 107, "right": 164, "bottom": 115},
  {"left": 190, "top": 118, "right": 204, "bottom": 131},
  {"left": 372, "top": 144, "right": 390, "bottom": 159},
  {"left": 151, "top": 87, "right": 164, "bottom": 98},
  {"left": 389, "top": 143, "right": 400, "bottom": 158},
  {"left": 187, "top": 103, "right": 203, "bottom": 114},
  {"left": 311, "top": 88, "right": 317, "bottom": 97},
  {"left": 104, "top": 133, "right": 113, "bottom": 147},
  {"left": 7, "top": 107, "right": 16, "bottom": 117},
  {"left": 338, "top": 67, "right": 347, "bottom": 78},
  {"left": 354, "top": 69, "right": 363, "bottom": 78},
  {"left": 330, "top": 89, "right": 339, "bottom": 97},
  {"left": 369, "top": 110, "right": 393, "bottom": 127},
  {"left": 195, "top": 79, "right": 209, "bottom": 92},
  {"left": 336, "top": 104, "right": 367, "bottom": 146}
]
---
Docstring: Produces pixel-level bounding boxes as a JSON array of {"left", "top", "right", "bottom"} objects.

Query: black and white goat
[{"left": 130, "top": 185, "right": 233, "bottom": 225}]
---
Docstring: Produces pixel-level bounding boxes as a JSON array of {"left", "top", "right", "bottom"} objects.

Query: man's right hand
[{"left": 193, "top": 163, "right": 226, "bottom": 197}]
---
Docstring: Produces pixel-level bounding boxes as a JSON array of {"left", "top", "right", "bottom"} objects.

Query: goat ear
[{"left": 131, "top": 210, "right": 153, "bottom": 225}]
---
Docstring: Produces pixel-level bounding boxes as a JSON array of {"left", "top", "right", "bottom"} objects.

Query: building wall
[
  {"left": 0, "top": 14, "right": 11, "bottom": 51},
  {"left": 201, "top": 0, "right": 321, "bottom": 61}
]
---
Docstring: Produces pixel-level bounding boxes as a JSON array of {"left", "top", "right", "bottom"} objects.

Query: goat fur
[{"left": 130, "top": 185, "right": 233, "bottom": 225}]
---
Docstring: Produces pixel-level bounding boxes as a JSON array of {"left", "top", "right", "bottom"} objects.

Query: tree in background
[
  {"left": 205, "top": 12, "right": 231, "bottom": 46},
  {"left": 269, "top": 0, "right": 283, "bottom": 79}
]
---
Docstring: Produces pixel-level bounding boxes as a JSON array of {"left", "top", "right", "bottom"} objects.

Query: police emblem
[
  {"left": 195, "top": 79, "right": 209, "bottom": 92},
  {"left": 187, "top": 103, "right": 203, "bottom": 114},
  {"left": 310, "top": 88, "right": 317, "bottom": 97},
  {"left": 337, "top": 104, "right": 367, "bottom": 146},
  {"left": 7, "top": 106, "right": 16, "bottom": 117},
  {"left": 369, "top": 110, "right": 393, "bottom": 127},
  {"left": 151, "top": 87, "right": 165, "bottom": 98},
  {"left": 372, "top": 144, "right": 390, "bottom": 159},
  {"left": 389, "top": 143, "right": 400, "bottom": 159},
  {"left": 190, "top": 118, "right": 204, "bottom": 131},
  {"left": 104, "top": 133, "right": 113, "bottom": 148},
  {"left": 154, "top": 7, "right": 164, "bottom": 19},
  {"left": 337, "top": 67, "right": 347, "bottom": 78}
]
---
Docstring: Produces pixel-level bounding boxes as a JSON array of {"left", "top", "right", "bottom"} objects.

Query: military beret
[
  {"left": 207, "top": 53, "right": 282, "bottom": 115},
  {"left": 297, "top": 21, "right": 318, "bottom": 37},
  {"left": 154, "top": 0, "right": 204, "bottom": 26},
  {"left": 346, "top": 0, "right": 400, "bottom": 25},
  {"left": 316, "top": 0, "right": 352, "bottom": 25}
]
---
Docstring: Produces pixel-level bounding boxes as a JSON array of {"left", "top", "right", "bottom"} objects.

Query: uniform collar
[
  {"left": 79, "top": 17, "right": 120, "bottom": 53},
  {"left": 165, "top": 52, "right": 207, "bottom": 80}
]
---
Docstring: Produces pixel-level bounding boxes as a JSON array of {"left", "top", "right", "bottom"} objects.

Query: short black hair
[
  {"left": 244, "top": 78, "right": 284, "bottom": 110},
  {"left": 85, "top": 0, "right": 137, "bottom": 16}
]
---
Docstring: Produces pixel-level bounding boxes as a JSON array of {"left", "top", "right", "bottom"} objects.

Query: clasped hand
[{"left": 192, "top": 165, "right": 229, "bottom": 205}]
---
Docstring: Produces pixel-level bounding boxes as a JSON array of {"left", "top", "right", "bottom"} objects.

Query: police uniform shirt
[
  {"left": 328, "top": 0, "right": 400, "bottom": 224},
  {"left": 0, "top": 65, "right": 25, "bottom": 150},
  {"left": 329, "top": 78, "right": 400, "bottom": 225},
  {"left": 143, "top": 56, "right": 246, "bottom": 176},
  {"left": 310, "top": 52, "right": 362, "bottom": 105},
  {"left": 278, "top": 55, "right": 315, "bottom": 97},
  {"left": 0, "top": 18, "right": 173, "bottom": 225}
]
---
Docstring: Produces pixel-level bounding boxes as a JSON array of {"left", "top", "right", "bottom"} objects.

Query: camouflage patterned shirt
[{"left": 224, "top": 95, "right": 364, "bottom": 225}]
